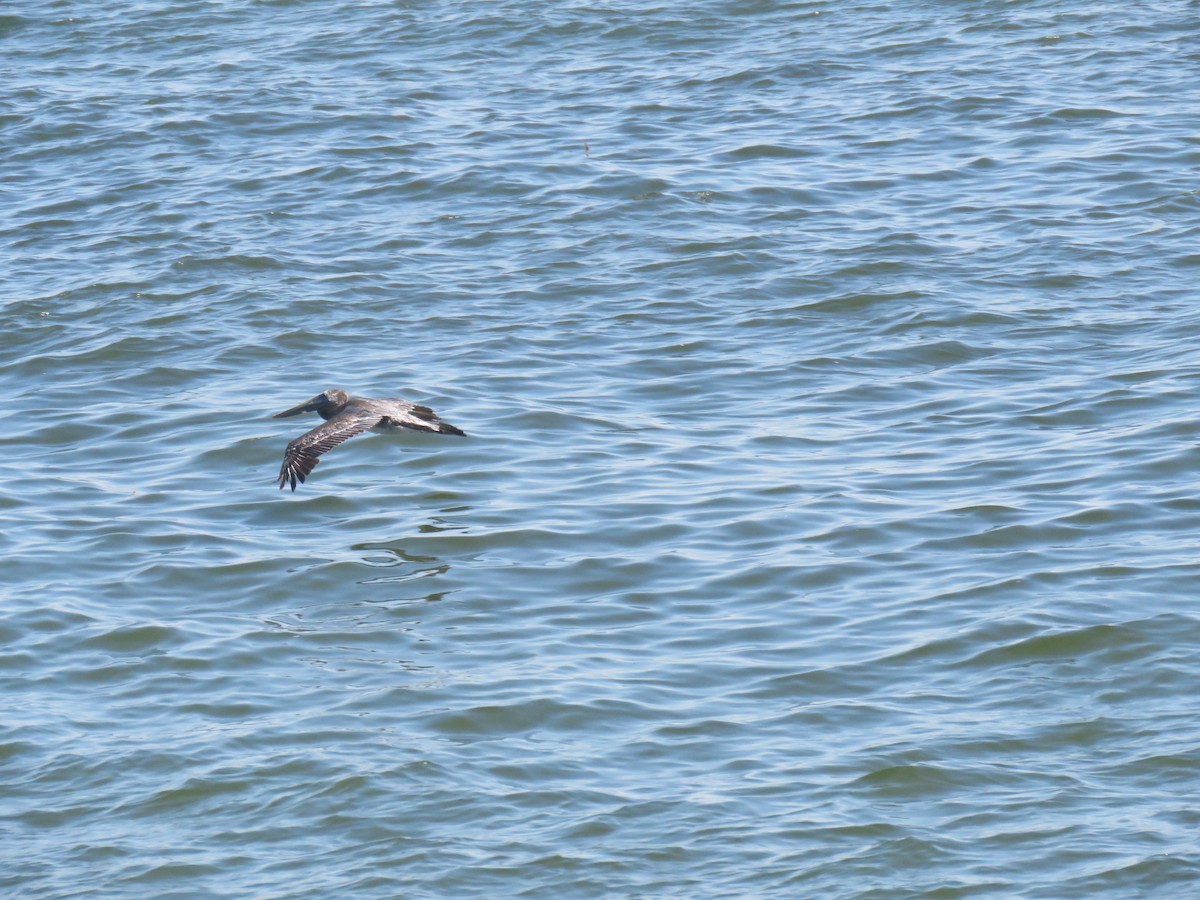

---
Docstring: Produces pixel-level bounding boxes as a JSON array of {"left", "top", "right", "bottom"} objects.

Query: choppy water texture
[{"left": 4, "top": 1, "right": 1200, "bottom": 896}]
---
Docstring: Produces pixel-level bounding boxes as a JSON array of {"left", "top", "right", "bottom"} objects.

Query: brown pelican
[{"left": 273, "top": 388, "right": 465, "bottom": 491}]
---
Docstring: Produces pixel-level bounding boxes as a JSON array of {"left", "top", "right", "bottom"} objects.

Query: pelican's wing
[
  {"left": 381, "top": 399, "right": 466, "bottom": 436},
  {"left": 277, "top": 412, "right": 380, "bottom": 491}
]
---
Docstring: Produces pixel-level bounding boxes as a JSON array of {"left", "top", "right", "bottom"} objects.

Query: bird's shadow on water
[
  {"left": 258, "top": 526, "right": 471, "bottom": 636},
  {"left": 351, "top": 538, "right": 452, "bottom": 585}
]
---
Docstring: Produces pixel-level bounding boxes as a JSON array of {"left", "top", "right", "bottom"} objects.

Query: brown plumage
[{"left": 273, "top": 388, "right": 465, "bottom": 491}]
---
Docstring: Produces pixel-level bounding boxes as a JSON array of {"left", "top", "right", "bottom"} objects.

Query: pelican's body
[{"left": 273, "top": 388, "right": 465, "bottom": 491}]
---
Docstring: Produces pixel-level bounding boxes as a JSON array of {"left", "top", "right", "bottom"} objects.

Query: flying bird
[{"left": 273, "top": 388, "right": 465, "bottom": 491}]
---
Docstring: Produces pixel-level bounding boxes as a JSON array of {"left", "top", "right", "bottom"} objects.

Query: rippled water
[{"left": 5, "top": 1, "right": 1200, "bottom": 896}]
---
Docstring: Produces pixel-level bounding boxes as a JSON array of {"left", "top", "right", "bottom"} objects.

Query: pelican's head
[{"left": 273, "top": 388, "right": 350, "bottom": 418}]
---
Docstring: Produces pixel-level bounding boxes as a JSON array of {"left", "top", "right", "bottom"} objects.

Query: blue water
[{"left": 4, "top": 1, "right": 1200, "bottom": 896}]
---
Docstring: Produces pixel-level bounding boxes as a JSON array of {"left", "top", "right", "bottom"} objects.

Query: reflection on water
[{"left": 354, "top": 534, "right": 453, "bottom": 587}]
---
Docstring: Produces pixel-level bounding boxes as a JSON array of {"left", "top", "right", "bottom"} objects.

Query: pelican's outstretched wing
[{"left": 277, "top": 412, "right": 380, "bottom": 491}]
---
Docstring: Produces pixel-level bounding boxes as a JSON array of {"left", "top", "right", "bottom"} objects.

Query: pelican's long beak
[{"left": 273, "top": 394, "right": 325, "bottom": 418}]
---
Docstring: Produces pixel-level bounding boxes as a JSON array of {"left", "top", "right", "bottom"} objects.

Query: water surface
[{"left": 4, "top": 1, "right": 1200, "bottom": 896}]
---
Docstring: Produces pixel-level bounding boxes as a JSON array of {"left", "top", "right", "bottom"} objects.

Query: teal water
[{"left": 4, "top": 2, "right": 1200, "bottom": 896}]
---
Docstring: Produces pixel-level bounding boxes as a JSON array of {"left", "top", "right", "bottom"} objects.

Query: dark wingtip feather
[
  {"left": 278, "top": 455, "right": 314, "bottom": 491},
  {"left": 438, "top": 422, "right": 466, "bottom": 436}
]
